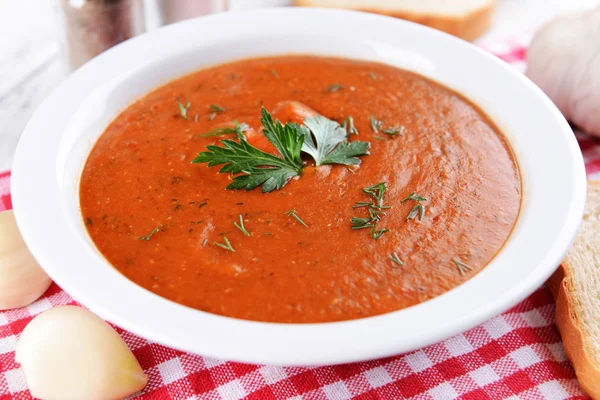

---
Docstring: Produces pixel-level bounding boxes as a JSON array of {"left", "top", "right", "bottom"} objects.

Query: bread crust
[
  {"left": 292, "top": 1, "right": 496, "bottom": 41},
  {"left": 548, "top": 259, "right": 600, "bottom": 398}
]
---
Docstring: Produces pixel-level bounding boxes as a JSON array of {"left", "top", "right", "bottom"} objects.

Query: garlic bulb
[
  {"left": 526, "top": 7, "right": 600, "bottom": 137},
  {"left": 16, "top": 306, "right": 148, "bottom": 400},
  {"left": 0, "top": 210, "right": 52, "bottom": 310}
]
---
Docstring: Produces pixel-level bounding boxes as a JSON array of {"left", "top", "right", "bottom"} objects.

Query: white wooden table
[{"left": 1, "top": 0, "right": 598, "bottom": 172}]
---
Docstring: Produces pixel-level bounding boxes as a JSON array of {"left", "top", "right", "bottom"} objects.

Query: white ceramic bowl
[{"left": 11, "top": 8, "right": 586, "bottom": 366}]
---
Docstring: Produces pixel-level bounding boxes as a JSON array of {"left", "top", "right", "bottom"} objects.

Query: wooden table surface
[{"left": 1, "top": 0, "right": 598, "bottom": 172}]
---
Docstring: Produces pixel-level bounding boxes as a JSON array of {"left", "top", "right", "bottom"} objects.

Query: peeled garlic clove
[
  {"left": 526, "top": 7, "right": 600, "bottom": 137},
  {"left": 16, "top": 306, "right": 148, "bottom": 400},
  {"left": 0, "top": 210, "right": 52, "bottom": 310}
]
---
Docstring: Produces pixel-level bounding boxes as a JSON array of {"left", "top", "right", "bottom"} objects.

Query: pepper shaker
[
  {"left": 155, "top": 0, "right": 228, "bottom": 25},
  {"left": 54, "top": 0, "right": 145, "bottom": 70}
]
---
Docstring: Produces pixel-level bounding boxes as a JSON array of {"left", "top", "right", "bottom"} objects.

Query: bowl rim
[{"left": 11, "top": 7, "right": 586, "bottom": 366}]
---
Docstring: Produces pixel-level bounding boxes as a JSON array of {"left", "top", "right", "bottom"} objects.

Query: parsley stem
[
  {"left": 284, "top": 209, "right": 308, "bottom": 227},
  {"left": 233, "top": 214, "right": 250, "bottom": 236}
]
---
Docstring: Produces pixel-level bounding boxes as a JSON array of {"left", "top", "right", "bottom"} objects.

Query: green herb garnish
[
  {"left": 199, "top": 121, "right": 249, "bottom": 140},
  {"left": 350, "top": 182, "right": 390, "bottom": 239},
  {"left": 138, "top": 226, "right": 159, "bottom": 241},
  {"left": 372, "top": 227, "right": 388, "bottom": 239},
  {"left": 342, "top": 116, "right": 359, "bottom": 135},
  {"left": 177, "top": 100, "right": 191, "bottom": 120},
  {"left": 370, "top": 116, "right": 404, "bottom": 138},
  {"left": 453, "top": 258, "right": 473, "bottom": 275},
  {"left": 406, "top": 204, "right": 425, "bottom": 221},
  {"left": 192, "top": 108, "right": 369, "bottom": 192},
  {"left": 370, "top": 116, "right": 382, "bottom": 133},
  {"left": 284, "top": 209, "right": 308, "bottom": 227},
  {"left": 363, "top": 182, "right": 387, "bottom": 205},
  {"left": 383, "top": 126, "right": 404, "bottom": 136},
  {"left": 401, "top": 192, "right": 427, "bottom": 203},
  {"left": 270, "top": 69, "right": 279, "bottom": 78},
  {"left": 210, "top": 104, "right": 225, "bottom": 113},
  {"left": 402, "top": 191, "right": 427, "bottom": 222},
  {"left": 208, "top": 104, "right": 225, "bottom": 121},
  {"left": 233, "top": 214, "right": 250, "bottom": 236},
  {"left": 368, "top": 72, "right": 378, "bottom": 80},
  {"left": 214, "top": 236, "right": 235, "bottom": 252},
  {"left": 327, "top": 84, "right": 343, "bottom": 93},
  {"left": 194, "top": 114, "right": 198, "bottom": 123},
  {"left": 389, "top": 253, "right": 403, "bottom": 266},
  {"left": 350, "top": 216, "right": 374, "bottom": 230},
  {"left": 301, "top": 114, "right": 370, "bottom": 166},
  {"left": 85, "top": 217, "right": 93, "bottom": 226}
]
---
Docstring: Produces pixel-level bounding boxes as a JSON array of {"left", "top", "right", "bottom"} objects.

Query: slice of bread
[
  {"left": 547, "top": 181, "right": 600, "bottom": 399},
  {"left": 292, "top": 0, "right": 496, "bottom": 41}
]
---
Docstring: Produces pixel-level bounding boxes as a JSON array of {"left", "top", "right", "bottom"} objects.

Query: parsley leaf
[
  {"left": 227, "top": 165, "right": 301, "bottom": 193},
  {"left": 192, "top": 135, "right": 302, "bottom": 193},
  {"left": 193, "top": 107, "right": 369, "bottom": 192},
  {"left": 259, "top": 108, "right": 305, "bottom": 169},
  {"left": 301, "top": 116, "right": 370, "bottom": 166}
]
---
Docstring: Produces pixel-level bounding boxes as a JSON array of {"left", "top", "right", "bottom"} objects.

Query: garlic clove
[
  {"left": 526, "top": 7, "right": 600, "bottom": 137},
  {"left": 0, "top": 210, "right": 52, "bottom": 310},
  {"left": 16, "top": 306, "right": 148, "bottom": 400}
]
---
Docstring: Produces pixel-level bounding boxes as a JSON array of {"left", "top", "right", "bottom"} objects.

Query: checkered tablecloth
[{"left": 2, "top": 37, "right": 599, "bottom": 400}]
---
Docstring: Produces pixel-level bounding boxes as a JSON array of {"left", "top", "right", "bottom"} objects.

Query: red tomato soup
[{"left": 80, "top": 56, "right": 521, "bottom": 323}]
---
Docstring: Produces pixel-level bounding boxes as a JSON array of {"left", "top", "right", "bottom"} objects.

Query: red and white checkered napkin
[{"left": 2, "top": 38, "right": 600, "bottom": 400}]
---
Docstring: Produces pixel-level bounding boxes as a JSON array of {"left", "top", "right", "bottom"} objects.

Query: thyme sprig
[
  {"left": 327, "top": 83, "right": 343, "bottom": 92},
  {"left": 208, "top": 104, "right": 225, "bottom": 121},
  {"left": 284, "top": 209, "right": 308, "bottom": 227},
  {"left": 214, "top": 236, "right": 235, "bottom": 252},
  {"left": 233, "top": 214, "right": 250, "bottom": 236},
  {"left": 342, "top": 116, "right": 359, "bottom": 135},
  {"left": 453, "top": 258, "right": 473, "bottom": 275},
  {"left": 177, "top": 100, "right": 191, "bottom": 120},
  {"left": 402, "top": 191, "right": 427, "bottom": 222},
  {"left": 137, "top": 226, "right": 159, "bottom": 241},
  {"left": 389, "top": 253, "right": 404, "bottom": 266},
  {"left": 401, "top": 192, "right": 427, "bottom": 203},
  {"left": 406, "top": 204, "right": 425, "bottom": 221}
]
